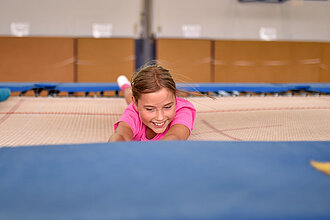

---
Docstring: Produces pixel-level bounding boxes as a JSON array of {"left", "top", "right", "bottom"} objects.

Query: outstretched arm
[
  {"left": 161, "top": 124, "right": 190, "bottom": 141},
  {"left": 108, "top": 122, "right": 133, "bottom": 142}
]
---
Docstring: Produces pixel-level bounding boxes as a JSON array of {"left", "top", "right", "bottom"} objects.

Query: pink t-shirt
[{"left": 114, "top": 97, "right": 196, "bottom": 141}]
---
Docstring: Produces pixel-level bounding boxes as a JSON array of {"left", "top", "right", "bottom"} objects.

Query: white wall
[
  {"left": 0, "top": 0, "right": 329, "bottom": 41},
  {"left": 0, "top": 0, "right": 141, "bottom": 37},
  {"left": 153, "top": 0, "right": 330, "bottom": 41}
]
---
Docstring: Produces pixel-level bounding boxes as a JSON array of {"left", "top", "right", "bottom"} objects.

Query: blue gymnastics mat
[
  {"left": 0, "top": 88, "right": 10, "bottom": 102},
  {"left": 55, "top": 82, "right": 119, "bottom": 93},
  {"left": 0, "top": 82, "right": 329, "bottom": 96},
  {"left": 307, "top": 83, "right": 330, "bottom": 93},
  {"left": 0, "top": 141, "right": 329, "bottom": 220},
  {"left": 177, "top": 83, "right": 294, "bottom": 93},
  {"left": 0, "top": 82, "right": 35, "bottom": 92}
]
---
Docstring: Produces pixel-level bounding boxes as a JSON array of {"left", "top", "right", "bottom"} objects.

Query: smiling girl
[{"left": 108, "top": 65, "right": 196, "bottom": 141}]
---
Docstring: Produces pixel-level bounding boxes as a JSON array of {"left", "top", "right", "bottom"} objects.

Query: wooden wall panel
[
  {"left": 157, "top": 39, "right": 212, "bottom": 83},
  {"left": 0, "top": 37, "right": 74, "bottom": 82},
  {"left": 257, "top": 41, "right": 292, "bottom": 83},
  {"left": 215, "top": 40, "right": 260, "bottom": 82},
  {"left": 215, "top": 40, "right": 323, "bottom": 83},
  {"left": 320, "top": 42, "right": 330, "bottom": 82},
  {"left": 215, "top": 40, "right": 292, "bottom": 83},
  {"left": 1, "top": 37, "right": 327, "bottom": 85},
  {"left": 290, "top": 42, "right": 321, "bottom": 82},
  {"left": 76, "top": 38, "right": 135, "bottom": 82}
]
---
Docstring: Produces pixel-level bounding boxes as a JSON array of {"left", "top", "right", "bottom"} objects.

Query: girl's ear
[{"left": 132, "top": 96, "right": 138, "bottom": 109}]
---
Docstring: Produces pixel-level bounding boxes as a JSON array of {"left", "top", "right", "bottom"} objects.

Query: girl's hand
[
  {"left": 161, "top": 124, "right": 190, "bottom": 141},
  {"left": 108, "top": 122, "right": 133, "bottom": 142}
]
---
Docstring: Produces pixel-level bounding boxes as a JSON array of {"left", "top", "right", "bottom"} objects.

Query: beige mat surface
[{"left": 1, "top": 96, "right": 330, "bottom": 147}]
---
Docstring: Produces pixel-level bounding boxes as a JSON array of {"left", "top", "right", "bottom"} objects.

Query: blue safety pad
[
  {"left": 0, "top": 82, "right": 328, "bottom": 95},
  {"left": 34, "top": 82, "right": 60, "bottom": 90},
  {"left": 0, "top": 88, "right": 10, "bottom": 102},
  {"left": 0, "top": 82, "right": 36, "bottom": 92},
  {"left": 55, "top": 82, "right": 119, "bottom": 92},
  {"left": 306, "top": 83, "right": 330, "bottom": 94},
  {"left": 1, "top": 141, "right": 329, "bottom": 220},
  {"left": 177, "top": 83, "right": 293, "bottom": 93},
  {"left": 285, "top": 83, "right": 313, "bottom": 91}
]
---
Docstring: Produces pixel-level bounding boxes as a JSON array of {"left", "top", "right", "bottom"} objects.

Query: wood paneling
[
  {"left": 157, "top": 39, "right": 212, "bottom": 83},
  {"left": 289, "top": 41, "right": 321, "bottom": 82},
  {"left": 320, "top": 42, "right": 330, "bottom": 82},
  {"left": 1, "top": 37, "right": 328, "bottom": 84},
  {"left": 214, "top": 40, "right": 324, "bottom": 83},
  {"left": 0, "top": 37, "right": 74, "bottom": 82},
  {"left": 76, "top": 38, "right": 135, "bottom": 82},
  {"left": 215, "top": 40, "right": 261, "bottom": 82}
]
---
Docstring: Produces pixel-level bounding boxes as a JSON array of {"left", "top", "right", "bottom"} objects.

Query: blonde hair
[{"left": 131, "top": 65, "right": 176, "bottom": 103}]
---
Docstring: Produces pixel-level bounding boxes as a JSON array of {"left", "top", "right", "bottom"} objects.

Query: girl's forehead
[{"left": 138, "top": 88, "right": 176, "bottom": 106}]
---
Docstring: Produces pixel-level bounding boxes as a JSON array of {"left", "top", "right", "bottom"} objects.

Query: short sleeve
[
  {"left": 170, "top": 98, "right": 196, "bottom": 132},
  {"left": 114, "top": 103, "right": 141, "bottom": 137}
]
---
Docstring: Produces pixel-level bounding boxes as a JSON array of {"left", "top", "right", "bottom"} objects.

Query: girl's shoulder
[
  {"left": 121, "top": 102, "right": 141, "bottom": 124},
  {"left": 176, "top": 97, "right": 195, "bottom": 110},
  {"left": 124, "top": 102, "right": 138, "bottom": 113}
]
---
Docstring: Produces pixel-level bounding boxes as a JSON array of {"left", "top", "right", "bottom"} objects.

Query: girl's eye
[
  {"left": 164, "top": 105, "right": 172, "bottom": 109},
  {"left": 145, "top": 108, "right": 154, "bottom": 111}
]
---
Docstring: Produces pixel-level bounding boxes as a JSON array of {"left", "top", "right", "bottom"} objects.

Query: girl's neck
[{"left": 146, "top": 126, "right": 157, "bottom": 140}]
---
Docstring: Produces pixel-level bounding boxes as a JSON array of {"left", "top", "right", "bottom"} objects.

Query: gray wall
[
  {"left": 0, "top": 0, "right": 141, "bottom": 37},
  {"left": 0, "top": 0, "right": 329, "bottom": 41},
  {"left": 154, "top": 0, "right": 330, "bottom": 41}
]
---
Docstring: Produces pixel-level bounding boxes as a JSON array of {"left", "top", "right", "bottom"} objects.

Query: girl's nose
[{"left": 156, "top": 110, "right": 165, "bottom": 120}]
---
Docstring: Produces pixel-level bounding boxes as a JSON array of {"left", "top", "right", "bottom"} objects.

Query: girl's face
[{"left": 133, "top": 88, "right": 176, "bottom": 136}]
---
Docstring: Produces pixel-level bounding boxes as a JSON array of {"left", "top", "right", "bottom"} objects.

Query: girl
[{"left": 109, "top": 65, "right": 196, "bottom": 141}]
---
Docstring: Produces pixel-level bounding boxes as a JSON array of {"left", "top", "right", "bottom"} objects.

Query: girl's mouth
[{"left": 152, "top": 121, "right": 166, "bottom": 128}]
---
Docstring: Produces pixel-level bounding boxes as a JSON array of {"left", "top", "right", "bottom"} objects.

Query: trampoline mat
[{"left": 1, "top": 96, "right": 330, "bottom": 147}]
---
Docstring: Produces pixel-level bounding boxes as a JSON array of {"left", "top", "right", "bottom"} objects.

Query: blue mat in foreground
[{"left": 0, "top": 141, "right": 329, "bottom": 220}]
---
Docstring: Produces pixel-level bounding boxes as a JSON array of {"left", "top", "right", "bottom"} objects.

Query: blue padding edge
[
  {"left": 34, "top": 82, "right": 61, "bottom": 90},
  {"left": 177, "top": 83, "right": 293, "bottom": 93},
  {"left": 0, "top": 88, "right": 10, "bottom": 102},
  {"left": 0, "top": 82, "right": 36, "bottom": 92},
  {"left": 0, "top": 141, "right": 329, "bottom": 220},
  {"left": 0, "top": 82, "right": 328, "bottom": 94},
  {"left": 55, "top": 83, "right": 120, "bottom": 92},
  {"left": 307, "top": 83, "right": 330, "bottom": 93}
]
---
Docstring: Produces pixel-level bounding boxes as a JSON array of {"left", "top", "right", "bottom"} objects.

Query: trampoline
[
  {"left": 0, "top": 82, "right": 329, "bottom": 220},
  {"left": 0, "top": 95, "right": 330, "bottom": 146}
]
